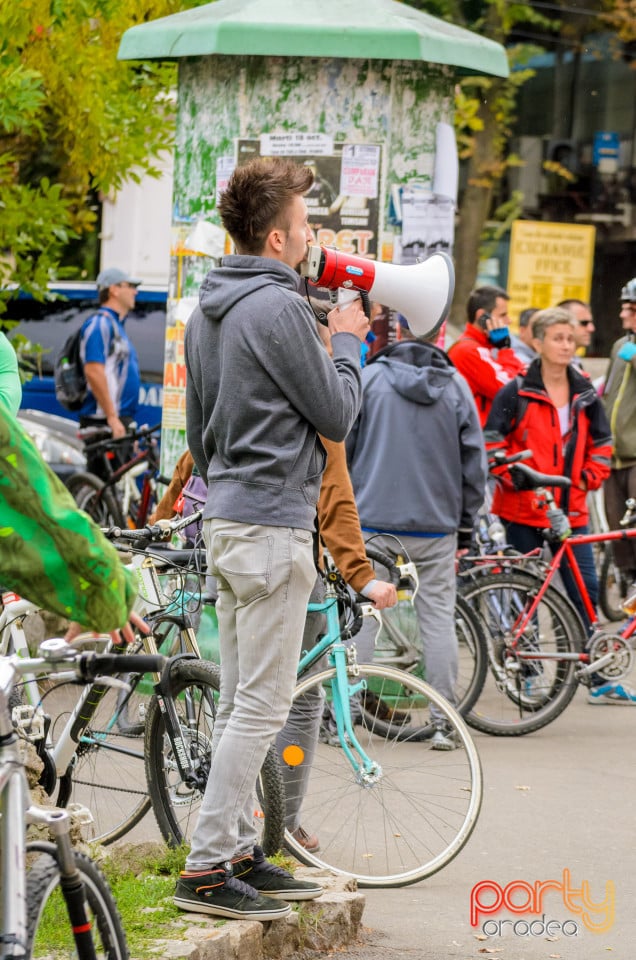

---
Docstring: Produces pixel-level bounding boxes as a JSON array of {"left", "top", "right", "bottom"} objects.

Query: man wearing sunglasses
[
  {"left": 602, "top": 278, "right": 636, "bottom": 598},
  {"left": 557, "top": 298, "right": 595, "bottom": 361}
]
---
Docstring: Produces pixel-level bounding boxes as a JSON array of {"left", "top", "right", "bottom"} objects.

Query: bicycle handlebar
[
  {"left": 104, "top": 510, "right": 203, "bottom": 544},
  {"left": 3, "top": 638, "right": 166, "bottom": 686},
  {"left": 79, "top": 421, "right": 162, "bottom": 452},
  {"left": 364, "top": 545, "right": 399, "bottom": 573}
]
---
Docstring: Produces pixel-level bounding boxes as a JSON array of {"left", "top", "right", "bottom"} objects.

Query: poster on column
[
  {"left": 237, "top": 138, "right": 382, "bottom": 258},
  {"left": 507, "top": 220, "right": 596, "bottom": 324}
]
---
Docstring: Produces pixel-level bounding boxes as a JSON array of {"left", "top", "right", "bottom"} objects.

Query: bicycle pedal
[
  {"left": 66, "top": 803, "right": 95, "bottom": 826},
  {"left": 13, "top": 705, "right": 46, "bottom": 742}
]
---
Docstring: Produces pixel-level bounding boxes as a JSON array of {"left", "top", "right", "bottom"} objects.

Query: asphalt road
[{"left": 330, "top": 682, "right": 636, "bottom": 960}]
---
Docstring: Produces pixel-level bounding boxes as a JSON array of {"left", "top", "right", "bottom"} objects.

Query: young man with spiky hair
[{"left": 178, "top": 157, "right": 369, "bottom": 921}]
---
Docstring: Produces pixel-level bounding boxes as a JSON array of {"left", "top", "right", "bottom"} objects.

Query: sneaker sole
[
  {"left": 249, "top": 886, "right": 323, "bottom": 901},
  {"left": 588, "top": 697, "right": 636, "bottom": 705},
  {"left": 173, "top": 896, "right": 292, "bottom": 920}
]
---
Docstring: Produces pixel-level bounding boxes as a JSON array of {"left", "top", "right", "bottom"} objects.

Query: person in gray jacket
[
  {"left": 346, "top": 328, "right": 487, "bottom": 748},
  {"left": 178, "top": 157, "right": 369, "bottom": 921}
]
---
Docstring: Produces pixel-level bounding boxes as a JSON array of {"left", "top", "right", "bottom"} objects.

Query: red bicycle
[
  {"left": 67, "top": 422, "right": 169, "bottom": 529},
  {"left": 459, "top": 461, "right": 636, "bottom": 735}
]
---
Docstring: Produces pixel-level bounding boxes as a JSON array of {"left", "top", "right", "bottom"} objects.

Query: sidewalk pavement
[{"left": 329, "top": 681, "right": 636, "bottom": 960}]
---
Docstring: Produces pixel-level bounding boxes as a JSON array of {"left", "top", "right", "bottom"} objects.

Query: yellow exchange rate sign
[{"left": 507, "top": 221, "right": 596, "bottom": 328}]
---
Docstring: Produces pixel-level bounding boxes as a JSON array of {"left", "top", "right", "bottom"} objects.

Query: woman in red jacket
[{"left": 484, "top": 307, "right": 612, "bottom": 630}]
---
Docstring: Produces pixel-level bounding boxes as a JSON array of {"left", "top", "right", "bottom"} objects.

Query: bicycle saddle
[{"left": 509, "top": 462, "right": 571, "bottom": 491}]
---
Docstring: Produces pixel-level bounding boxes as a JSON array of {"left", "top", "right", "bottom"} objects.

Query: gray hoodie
[
  {"left": 346, "top": 341, "right": 487, "bottom": 536},
  {"left": 184, "top": 255, "right": 362, "bottom": 530}
]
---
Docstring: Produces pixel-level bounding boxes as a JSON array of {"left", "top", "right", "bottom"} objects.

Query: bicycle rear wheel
[
  {"left": 67, "top": 471, "right": 125, "bottom": 529},
  {"left": 598, "top": 543, "right": 629, "bottom": 622},
  {"left": 282, "top": 663, "right": 482, "bottom": 887},
  {"left": 26, "top": 846, "right": 127, "bottom": 960},
  {"left": 459, "top": 569, "right": 585, "bottom": 736},
  {"left": 144, "top": 658, "right": 285, "bottom": 857}
]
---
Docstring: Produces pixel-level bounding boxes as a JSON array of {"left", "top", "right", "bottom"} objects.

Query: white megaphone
[{"left": 300, "top": 245, "right": 454, "bottom": 339}]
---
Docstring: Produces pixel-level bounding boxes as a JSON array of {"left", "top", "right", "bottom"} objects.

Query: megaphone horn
[{"left": 300, "top": 245, "right": 454, "bottom": 339}]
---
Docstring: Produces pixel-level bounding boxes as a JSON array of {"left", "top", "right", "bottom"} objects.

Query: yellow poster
[{"left": 507, "top": 221, "right": 596, "bottom": 326}]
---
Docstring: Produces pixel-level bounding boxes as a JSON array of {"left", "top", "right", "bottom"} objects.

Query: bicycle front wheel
[
  {"left": 144, "top": 658, "right": 285, "bottom": 857},
  {"left": 53, "top": 680, "right": 151, "bottom": 845},
  {"left": 282, "top": 663, "right": 482, "bottom": 887},
  {"left": 67, "top": 471, "right": 125, "bottom": 529},
  {"left": 459, "top": 569, "right": 585, "bottom": 736},
  {"left": 27, "top": 847, "right": 127, "bottom": 960}
]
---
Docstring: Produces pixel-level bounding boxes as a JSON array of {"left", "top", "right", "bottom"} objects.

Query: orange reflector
[{"left": 281, "top": 744, "right": 305, "bottom": 767}]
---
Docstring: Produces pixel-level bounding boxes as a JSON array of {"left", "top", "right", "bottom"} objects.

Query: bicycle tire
[
  {"left": 370, "top": 594, "right": 487, "bottom": 726},
  {"left": 52, "top": 681, "right": 151, "bottom": 845},
  {"left": 598, "top": 543, "right": 628, "bottom": 622},
  {"left": 282, "top": 662, "right": 482, "bottom": 887},
  {"left": 144, "top": 658, "right": 285, "bottom": 857},
  {"left": 67, "top": 471, "right": 126, "bottom": 529},
  {"left": 459, "top": 569, "right": 585, "bottom": 736},
  {"left": 454, "top": 593, "right": 489, "bottom": 714},
  {"left": 362, "top": 596, "right": 488, "bottom": 740},
  {"left": 26, "top": 847, "right": 127, "bottom": 960}
]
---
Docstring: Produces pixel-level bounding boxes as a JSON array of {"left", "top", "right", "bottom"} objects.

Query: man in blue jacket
[
  {"left": 346, "top": 326, "right": 487, "bottom": 748},
  {"left": 179, "top": 157, "right": 369, "bottom": 921}
]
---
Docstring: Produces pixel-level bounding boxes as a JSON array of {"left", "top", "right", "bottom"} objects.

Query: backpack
[
  {"left": 54, "top": 310, "right": 122, "bottom": 412},
  {"left": 173, "top": 470, "right": 207, "bottom": 546}
]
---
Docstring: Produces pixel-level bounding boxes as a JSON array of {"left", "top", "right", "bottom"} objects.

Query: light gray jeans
[
  {"left": 185, "top": 518, "right": 316, "bottom": 871},
  {"left": 355, "top": 533, "right": 459, "bottom": 719},
  {"left": 275, "top": 576, "right": 327, "bottom": 831}
]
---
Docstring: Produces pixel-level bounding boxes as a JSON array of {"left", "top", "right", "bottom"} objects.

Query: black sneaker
[
  {"left": 232, "top": 846, "right": 323, "bottom": 900},
  {"left": 174, "top": 863, "right": 292, "bottom": 920}
]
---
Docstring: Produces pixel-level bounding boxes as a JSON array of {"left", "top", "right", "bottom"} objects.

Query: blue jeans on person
[
  {"left": 184, "top": 518, "right": 316, "bottom": 871},
  {"left": 505, "top": 521, "right": 598, "bottom": 633}
]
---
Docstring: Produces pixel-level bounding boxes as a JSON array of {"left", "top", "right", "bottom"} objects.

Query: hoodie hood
[
  {"left": 369, "top": 340, "right": 455, "bottom": 405},
  {"left": 199, "top": 255, "right": 301, "bottom": 320}
]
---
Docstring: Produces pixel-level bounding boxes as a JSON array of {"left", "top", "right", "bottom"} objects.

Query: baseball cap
[{"left": 96, "top": 267, "right": 142, "bottom": 290}]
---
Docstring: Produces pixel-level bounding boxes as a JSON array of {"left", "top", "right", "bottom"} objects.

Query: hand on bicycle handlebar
[
  {"left": 365, "top": 580, "right": 398, "bottom": 609},
  {"left": 64, "top": 610, "right": 150, "bottom": 647},
  {"left": 546, "top": 506, "right": 572, "bottom": 541}
]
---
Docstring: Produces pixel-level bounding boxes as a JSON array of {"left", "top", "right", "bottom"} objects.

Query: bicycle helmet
[{"left": 621, "top": 278, "right": 636, "bottom": 302}]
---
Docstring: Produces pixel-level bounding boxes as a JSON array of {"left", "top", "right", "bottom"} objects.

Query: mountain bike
[
  {"left": 459, "top": 461, "right": 636, "bottom": 736},
  {"left": 67, "top": 422, "right": 168, "bottom": 529},
  {"left": 0, "top": 638, "right": 163, "bottom": 960}
]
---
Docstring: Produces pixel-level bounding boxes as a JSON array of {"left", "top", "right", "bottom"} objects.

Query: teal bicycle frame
[{"left": 299, "top": 582, "right": 382, "bottom": 783}]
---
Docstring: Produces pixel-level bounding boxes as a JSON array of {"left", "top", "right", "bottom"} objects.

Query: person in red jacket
[
  {"left": 483, "top": 308, "right": 630, "bottom": 703},
  {"left": 448, "top": 285, "right": 525, "bottom": 428}
]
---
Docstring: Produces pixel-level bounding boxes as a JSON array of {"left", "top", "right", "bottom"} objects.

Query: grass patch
[
  {"left": 31, "top": 844, "right": 231, "bottom": 960},
  {"left": 31, "top": 843, "right": 308, "bottom": 958}
]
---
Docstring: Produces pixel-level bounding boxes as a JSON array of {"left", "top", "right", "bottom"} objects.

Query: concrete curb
[{"left": 143, "top": 869, "right": 365, "bottom": 959}]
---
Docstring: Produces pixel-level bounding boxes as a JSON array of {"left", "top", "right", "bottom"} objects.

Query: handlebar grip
[
  {"left": 79, "top": 653, "right": 166, "bottom": 679},
  {"left": 364, "top": 546, "right": 398, "bottom": 572}
]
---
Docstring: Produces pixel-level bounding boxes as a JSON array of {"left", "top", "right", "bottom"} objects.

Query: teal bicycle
[{"left": 280, "top": 553, "right": 483, "bottom": 888}]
